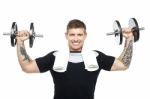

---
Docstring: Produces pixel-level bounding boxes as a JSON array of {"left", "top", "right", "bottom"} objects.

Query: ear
[
  {"left": 65, "top": 32, "right": 68, "bottom": 40},
  {"left": 84, "top": 32, "right": 87, "bottom": 39}
]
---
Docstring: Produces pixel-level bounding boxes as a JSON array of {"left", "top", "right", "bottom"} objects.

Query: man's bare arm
[
  {"left": 120, "top": 38, "right": 133, "bottom": 67},
  {"left": 111, "top": 32, "right": 134, "bottom": 71},
  {"left": 16, "top": 31, "right": 40, "bottom": 73}
]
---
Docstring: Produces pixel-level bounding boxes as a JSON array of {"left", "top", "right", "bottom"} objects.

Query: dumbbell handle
[
  {"left": 3, "top": 32, "right": 43, "bottom": 38},
  {"left": 106, "top": 32, "right": 120, "bottom": 36},
  {"left": 32, "top": 34, "right": 43, "bottom": 37},
  {"left": 107, "top": 27, "right": 145, "bottom": 36},
  {"left": 3, "top": 32, "right": 18, "bottom": 36},
  {"left": 3, "top": 32, "right": 11, "bottom": 35},
  {"left": 35, "top": 34, "right": 43, "bottom": 37},
  {"left": 139, "top": 27, "right": 145, "bottom": 30}
]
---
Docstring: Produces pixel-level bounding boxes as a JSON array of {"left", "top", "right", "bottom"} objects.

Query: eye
[
  {"left": 69, "top": 34, "right": 74, "bottom": 36},
  {"left": 78, "top": 34, "right": 83, "bottom": 36}
]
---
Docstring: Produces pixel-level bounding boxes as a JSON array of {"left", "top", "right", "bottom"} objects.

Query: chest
[{"left": 51, "top": 62, "right": 100, "bottom": 85}]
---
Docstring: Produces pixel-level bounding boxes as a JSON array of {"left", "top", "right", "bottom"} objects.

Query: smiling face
[
  {"left": 65, "top": 19, "right": 87, "bottom": 51},
  {"left": 65, "top": 28, "right": 87, "bottom": 51}
]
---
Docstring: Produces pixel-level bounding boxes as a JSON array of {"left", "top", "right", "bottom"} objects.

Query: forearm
[
  {"left": 118, "top": 36, "right": 134, "bottom": 68},
  {"left": 17, "top": 41, "right": 32, "bottom": 70}
]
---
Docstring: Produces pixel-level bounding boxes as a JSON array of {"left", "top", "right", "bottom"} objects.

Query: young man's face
[{"left": 65, "top": 28, "right": 87, "bottom": 51}]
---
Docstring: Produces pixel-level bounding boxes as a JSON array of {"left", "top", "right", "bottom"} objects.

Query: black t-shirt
[{"left": 35, "top": 50, "right": 115, "bottom": 99}]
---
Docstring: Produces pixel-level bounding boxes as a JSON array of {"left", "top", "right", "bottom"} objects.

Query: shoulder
[
  {"left": 92, "top": 50, "right": 114, "bottom": 61},
  {"left": 93, "top": 50, "right": 106, "bottom": 57},
  {"left": 47, "top": 50, "right": 58, "bottom": 57},
  {"left": 38, "top": 50, "right": 58, "bottom": 60}
]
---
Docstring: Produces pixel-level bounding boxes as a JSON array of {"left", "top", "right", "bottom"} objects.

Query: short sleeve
[
  {"left": 35, "top": 51, "right": 56, "bottom": 73},
  {"left": 95, "top": 50, "right": 115, "bottom": 71}
]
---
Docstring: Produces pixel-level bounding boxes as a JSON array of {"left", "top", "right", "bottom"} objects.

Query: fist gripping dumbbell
[
  {"left": 3, "top": 22, "right": 43, "bottom": 48},
  {"left": 106, "top": 18, "right": 144, "bottom": 45}
]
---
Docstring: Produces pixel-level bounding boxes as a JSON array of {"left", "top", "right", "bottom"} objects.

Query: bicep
[
  {"left": 111, "top": 58, "right": 128, "bottom": 71},
  {"left": 24, "top": 60, "right": 40, "bottom": 73}
]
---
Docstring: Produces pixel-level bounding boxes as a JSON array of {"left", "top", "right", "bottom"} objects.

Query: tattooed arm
[
  {"left": 111, "top": 28, "right": 134, "bottom": 71},
  {"left": 16, "top": 30, "right": 40, "bottom": 73}
]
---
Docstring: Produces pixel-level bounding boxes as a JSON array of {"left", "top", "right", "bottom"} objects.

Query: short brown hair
[{"left": 67, "top": 19, "right": 86, "bottom": 30}]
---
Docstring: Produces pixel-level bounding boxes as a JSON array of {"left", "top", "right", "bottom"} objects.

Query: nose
[{"left": 73, "top": 35, "right": 79, "bottom": 42}]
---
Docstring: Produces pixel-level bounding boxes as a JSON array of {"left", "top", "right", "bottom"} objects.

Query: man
[{"left": 16, "top": 19, "right": 134, "bottom": 99}]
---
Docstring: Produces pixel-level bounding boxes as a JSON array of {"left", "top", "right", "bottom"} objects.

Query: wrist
[
  {"left": 124, "top": 36, "right": 134, "bottom": 47},
  {"left": 127, "top": 36, "right": 134, "bottom": 41},
  {"left": 17, "top": 39, "right": 24, "bottom": 45}
]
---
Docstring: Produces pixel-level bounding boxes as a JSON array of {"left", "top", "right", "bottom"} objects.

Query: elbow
[
  {"left": 115, "top": 66, "right": 129, "bottom": 71},
  {"left": 111, "top": 65, "right": 129, "bottom": 71},
  {"left": 21, "top": 67, "right": 32, "bottom": 73},
  {"left": 22, "top": 68, "right": 30, "bottom": 73},
  {"left": 122, "top": 63, "right": 131, "bottom": 71},
  {"left": 122, "top": 66, "right": 129, "bottom": 71}
]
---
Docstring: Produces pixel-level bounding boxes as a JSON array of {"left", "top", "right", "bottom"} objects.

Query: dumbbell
[
  {"left": 106, "top": 18, "right": 144, "bottom": 45},
  {"left": 3, "top": 22, "right": 43, "bottom": 48}
]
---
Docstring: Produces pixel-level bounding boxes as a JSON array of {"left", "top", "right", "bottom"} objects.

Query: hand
[
  {"left": 122, "top": 28, "right": 134, "bottom": 39},
  {"left": 16, "top": 30, "right": 30, "bottom": 42}
]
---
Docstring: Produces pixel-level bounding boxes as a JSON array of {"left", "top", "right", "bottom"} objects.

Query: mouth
[{"left": 72, "top": 42, "right": 80, "bottom": 46}]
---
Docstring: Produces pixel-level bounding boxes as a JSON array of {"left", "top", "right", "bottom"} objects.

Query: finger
[
  {"left": 18, "top": 30, "right": 29, "bottom": 37},
  {"left": 122, "top": 28, "right": 132, "bottom": 33}
]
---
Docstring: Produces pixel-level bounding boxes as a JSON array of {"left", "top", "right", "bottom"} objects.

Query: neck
[{"left": 70, "top": 51, "right": 81, "bottom": 53}]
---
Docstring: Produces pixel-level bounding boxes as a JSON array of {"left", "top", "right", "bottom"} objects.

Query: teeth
[{"left": 73, "top": 42, "right": 79, "bottom": 45}]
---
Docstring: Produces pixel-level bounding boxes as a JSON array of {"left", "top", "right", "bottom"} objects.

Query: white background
[{"left": 0, "top": 0, "right": 149, "bottom": 99}]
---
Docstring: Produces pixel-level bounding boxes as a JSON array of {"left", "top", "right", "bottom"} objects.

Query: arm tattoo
[
  {"left": 20, "top": 46, "right": 30, "bottom": 61},
  {"left": 121, "top": 40, "right": 133, "bottom": 67}
]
